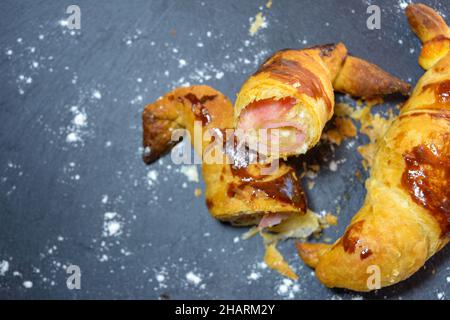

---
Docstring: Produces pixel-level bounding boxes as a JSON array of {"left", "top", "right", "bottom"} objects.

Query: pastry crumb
[
  {"left": 194, "top": 188, "right": 202, "bottom": 197},
  {"left": 249, "top": 12, "right": 267, "bottom": 36}
]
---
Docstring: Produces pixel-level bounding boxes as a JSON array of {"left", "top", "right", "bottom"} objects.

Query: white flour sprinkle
[
  {"left": 0, "top": 260, "right": 9, "bottom": 276},
  {"left": 186, "top": 271, "right": 202, "bottom": 286},
  {"left": 178, "top": 59, "right": 187, "bottom": 68},
  {"left": 23, "top": 281, "right": 33, "bottom": 288},
  {"left": 247, "top": 272, "right": 261, "bottom": 281},
  {"left": 276, "top": 278, "right": 300, "bottom": 299},
  {"left": 66, "top": 132, "right": 81, "bottom": 143},
  {"left": 92, "top": 89, "right": 102, "bottom": 100},
  {"left": 147, "top": 170, "right": 159, "bottom": 186},
  {"left": 329, "top": 160, "right": 338, "bottom": 172},
  {"left": 66, "top": 106, "right": 87, "bottom": 144},
  {"left": 73, "top": 112, "right": 87, "bottom": 127},
  {"left": 215, "top": 71, "right": 224, "bottom": 79},
  {"left": 180, "top": 165, "right": 199, "bottom": 182},
  {"left": 437, "top": 292, "right": 445, "bottom": 300},
  {"left": 103, "top": 212, "right": 123, "bottom": 237},
  {"left": 156, "top": 274, "right": 165, "bottom": 282}
]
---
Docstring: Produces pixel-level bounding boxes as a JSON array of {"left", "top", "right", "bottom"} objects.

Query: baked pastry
[
  {"left": 142, "top": 86, "right": 315, "bottom": 228},
  {"left": 297, "top": 3, "right": 450, "bottom": 291},
  {"left": 235, "top": 43, "right": 410, "bottom": 158}
]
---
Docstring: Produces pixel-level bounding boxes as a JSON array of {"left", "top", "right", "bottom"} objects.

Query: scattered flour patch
[
  {"left": 186, "top": 271, "right": 202, "bottom": 286},
  {"left": 92, "top": 89, "right": 102, "bottom": 100},
  {"left": 59, "top": 19, "right": 69, "bottom": 27},
  {"left": 178, "top": 59, "right": 187, "bottom": 68},
  {"left": 215, "top": 71, "right": 224, "bottom": 80},
  {"left": 329, "top": 160, "right": 338, "bottom": 172},
  {"left": 23, "top": 281, "right": 33, "bottom": 288},
  {"left": 154, "top": 268, "right": 169, "bottom": 289},
  {"left": 103, "top": 212, "right": 123, "bottom": 237},
  {"left": 101, "top": 194, "right": 109, "bottom": 204},
  {"left": 147, "top": 170, "right": 159, "bottom": 186},
  {"left": 276, "top": 279, "right": 299, "bottom": 299},
  {"left": 0, "top": 260, "right": 10, "bottom": 276},
  {"left": 247, "top": 271, "right": 261, "bottom": 281},
  {"left": 66, "top": 106, "right": 87, "bottom": 144},
  {"left": 180, "top": 165, "right": 199, "bottom": 182}
]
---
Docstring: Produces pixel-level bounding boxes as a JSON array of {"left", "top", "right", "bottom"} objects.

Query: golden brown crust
[
  {"left": 296, "top": 242, "right": 331, "bottom": 268},
  {"left": 142, "top": 85, "right": 308, "bottom": 225},
  {"left": 406, "top": 3, "right": 450, "bottom": 43},
  {"left": 406, "top": 3, "right": 450, "bottom": 70},
  {"left": 299, "top": 4, "right": 450, "bottom": 292},
  {"left": 305, "top": 43, "right": 348, "bottom": 81},
  {"left": 333, "top": 56, "right": 411, "bottom": 98}
]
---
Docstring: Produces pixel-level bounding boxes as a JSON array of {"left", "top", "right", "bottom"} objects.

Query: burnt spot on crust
[
  {"left": 360, "top": 247, "right": 373, "bottom": 260},
  {"left": 422, "top": 79, "right": 450, "bottom": 104},
  {"left": 308, "top": 43, "right": 338, "bottom": 57},
  {"left": 342, "top": 220, "right": 365, "bottom": 254},
  {"left": 402, "top": 137, "right": 450, "bottom": 237},
  {"left": 183, "top": 93, "right": 217, "bottom": 126},
  {"left": 226, "top": 168, "right": 307, "bottom": 211},
  {"left": 339, "top": 220, "right": 373, "bottom": 260},
  {"left": 206, "top": 199, "right": 214, "bottom": 209}
]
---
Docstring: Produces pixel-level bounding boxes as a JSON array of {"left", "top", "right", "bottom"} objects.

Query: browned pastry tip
[
  {"left": 142, "top": 85, "right": 233, "bottom": 164},
  {"left": 296, "top": 242, "right": 331, "bottom": 268},
  {"left": 333, "top": 56, "right": 411, "bottom": 98},
  {"left": 406, "top": 3, "right": 450, "bottom": 43},
  {"left": 142, "top": 97, "right": 180, "bottom": 164}
]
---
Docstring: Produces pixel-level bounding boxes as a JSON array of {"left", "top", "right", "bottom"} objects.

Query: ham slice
[
  {"left": 237, "top": 97, "right": 305, "bottom": 153},
  {"left": 237, "top": 97, "right": 297, "bottom": 129},
  {"left": 258, "top": 213, "right": 286, "bottom": 229}
]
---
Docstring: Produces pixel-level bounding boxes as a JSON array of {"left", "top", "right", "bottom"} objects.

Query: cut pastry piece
[
  {"left": 142, "top": 85, "right": 313, "bottom": 227},
  {"left": 235, "top": 43, "right": 410, "bottom": 159},
  {"left": 297, "top": 3, "right": 450, "bottom": 292}
]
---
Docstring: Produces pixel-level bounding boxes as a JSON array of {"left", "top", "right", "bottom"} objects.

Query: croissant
[
  {"left": 235, "top": 43, "right": 410, "bottom": 158},
  {"left": 297, "top": 3, "right": 450, "bottom": 292},
  {"left": 142, "top": 85, "right": 319, "bottom": 229}
]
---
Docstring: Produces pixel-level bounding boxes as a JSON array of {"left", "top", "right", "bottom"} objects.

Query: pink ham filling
[
  {"left": 237, "top": 98, "right": 305, "bottom": 153},
  {"left": 258, "top": 213, "right": 287, "bottom": 229}
]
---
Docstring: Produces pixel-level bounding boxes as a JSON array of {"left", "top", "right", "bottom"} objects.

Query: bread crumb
[
  {"left": 194, "top": 188, "right": 202, "bottom": 197},
  {"left": 249, "top": 12, "right": 267, "bottom": 36},
  {"left": 264, "top": 243, "right": 298, "bottom": 280},
  {"left": 324, "top": 213, "right": 338, "bottom": 226}
]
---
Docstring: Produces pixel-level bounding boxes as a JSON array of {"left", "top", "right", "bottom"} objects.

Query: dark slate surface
[{"left": 0, "top": 0, "right": 448, "bottom": 299}]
